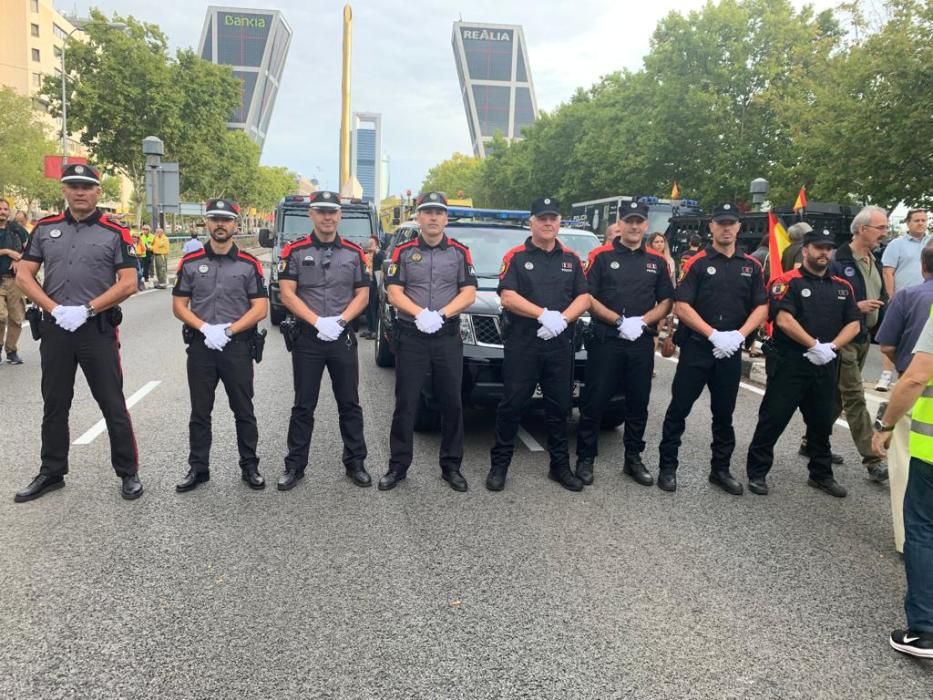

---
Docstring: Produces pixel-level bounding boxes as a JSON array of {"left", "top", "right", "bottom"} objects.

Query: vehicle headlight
[{"left": 460, "top": 314, "right": 476, "bottom": 345}]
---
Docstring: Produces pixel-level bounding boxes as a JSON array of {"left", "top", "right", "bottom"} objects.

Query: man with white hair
[{"left": 822, "top": 206, "right": 889, "bottom": 482}]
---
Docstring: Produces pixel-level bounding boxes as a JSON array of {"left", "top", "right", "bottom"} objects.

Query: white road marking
[
  {"left": 73, "top": 380, "right": 162, "bottom": 445},
  {"left": 655, "top": 352, "right": 851, "bottom": 430},
  {"left": 132, "top": 288, "right": 161, "bottom": 298},
  {"left": 517, "top": 426, "right": 544, "bottom": 452}
]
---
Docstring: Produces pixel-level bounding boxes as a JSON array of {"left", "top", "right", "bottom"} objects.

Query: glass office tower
[
  {"left": 198, "top": 6, "right": 292, "bottom": 149},
  {"left": 451, "top": 22, "right": 538, "bottom": 157}
]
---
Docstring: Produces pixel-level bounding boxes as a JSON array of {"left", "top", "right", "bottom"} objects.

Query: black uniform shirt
[
  {"left": 277, "top": 233, "right": 369, "bottom": 317},
  {"left": 22, "top": 208, "right": 137, "bottom": 305},
  {"left": 770, "top": 266, "right": 860, "bottom": 350},
  {"left": 675, "top": 246, "right": 767, "bottom": 331},
  {"left": 385, "top": 233, "right": 476, "bottom": 322},
  {"left": 586, "top": 239, "right": 674, "bottom": 325},
  {"left": 173, "top": 242, "right": 266, "bottom": 325},
  {"left": 498, "top": 237, "right": 588, "bottom": 332},
  {"left": 0, "top": 222, "right": 28, "bottom": 277}
]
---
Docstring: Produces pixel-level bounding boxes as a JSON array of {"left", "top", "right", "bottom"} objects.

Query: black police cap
[
  {"left": 804, "top": 228, "right": 835, "bottom": 246},
  {"left": 416, "top": 192, "right": 448, "bottom": 211},
  {"left": 710, "top": 202, "right": 741, "bottom": 222},
  {"left": 309, "top": 191, "right": 341, "bottom": 210},
  {"left": 61, "top": 163, "right": 101, "bottom": 185},
  {"left": 205, "top": 198, "right": 240, "bottom": 219},
  {"left": 530, "top": 197, "right": 561, "bottom": 216},
  {"left": 620, "top": 200, "right": 649, "bottom": 220}
]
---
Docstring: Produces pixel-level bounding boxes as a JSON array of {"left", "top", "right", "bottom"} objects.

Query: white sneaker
[{"left": 875, "top": 370, "right": 894, "bottom": 392}]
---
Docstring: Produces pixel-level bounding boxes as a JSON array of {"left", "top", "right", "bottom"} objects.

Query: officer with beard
[
  {"left": 173, "top": 199, "right": 268, "bottom": 492},
  {"left": 745, "top": 229, "right": 861, "bottom": 496}
]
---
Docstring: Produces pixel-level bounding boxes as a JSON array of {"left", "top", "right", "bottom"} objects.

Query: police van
[
  {"left": 258, "top": 194, "right": 380, "bottom": 325},
  {"left": 373, "top": 206, "right": 626, "bottom": 431},
  {"left": 571, "top": 195, "right": 703, "bottom": 240}
]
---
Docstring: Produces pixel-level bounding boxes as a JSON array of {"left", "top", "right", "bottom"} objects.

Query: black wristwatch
[
  {"left": 224, "top": 327, "right": 234, "bottom": 338},
  {"left": 439, "top": 310, "right": 447, "bottom": 321},
  {"left": 615, "top": 316, "right": 624, "bottom": 327},
  {"left": 873, "top": 418, "right": 895, "bottom": 433},
  {"left": 337, "top": 318, "right": 348, "bottom": 328},
  {"left": 84, "top": 303, "right": 97, "bottom": 318}
]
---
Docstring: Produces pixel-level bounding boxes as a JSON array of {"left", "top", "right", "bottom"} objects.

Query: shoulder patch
[
  {"left": 280, "top": 236, "right": 312, "bottom": 260},
  {"left": 448, "top": 237, "right": 474, "bottom": 265},
  {"left": 391, "top": 239, "right": 420, "bottom": 263},
  {"left": 339, "top": 238, "right": 368, "bottom": 265},
  {"left": 177, "top": 249, "right": 207, "bottom": 272}
]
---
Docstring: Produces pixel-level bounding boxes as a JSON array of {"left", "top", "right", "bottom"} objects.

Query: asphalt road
[{"left": 1, "top": 276, "right": 930, "bottom": 699}]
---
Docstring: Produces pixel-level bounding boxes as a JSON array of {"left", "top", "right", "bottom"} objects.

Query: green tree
[
  {"left": 246, "top": 165, "right": 297, "bottom": 211},
  {"left": 0, "top": 88, "right": 61, "bottom": 212},
  {"left": 420, "top": 153, "right": 485, "bottom": 202}
]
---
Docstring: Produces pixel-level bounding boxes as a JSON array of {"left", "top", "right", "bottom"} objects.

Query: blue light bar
[{"left": 446, "top": 206, "right": 530, "bottom": 220}]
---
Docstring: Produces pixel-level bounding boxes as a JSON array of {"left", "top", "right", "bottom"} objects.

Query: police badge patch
[
  {"left": 771, "top": 281, "right": 787, "bottom": 298},
  {"left": 127, "top": 244, "right": 137, "bottom": 257},
  {"left": 387, "top": 263, "right": 398, "bottom": 277},
  {"left": 277, "top": 260, "right": 287, "bottom": 273}
]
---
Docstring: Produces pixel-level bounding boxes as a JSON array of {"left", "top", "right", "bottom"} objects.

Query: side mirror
[{"left": 258, "top": 228, "right": 273, "bottom": 248}]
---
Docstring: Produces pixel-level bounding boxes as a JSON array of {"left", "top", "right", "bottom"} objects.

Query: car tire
[
  {"left": 374, "top": 314, "right": 395, "bottom": 368},
  {"left": 414, "top": 392, "right": 441, "bottom": 432},
  {"left": 270, "top": 304, "right": 285, "bottom": 326}
]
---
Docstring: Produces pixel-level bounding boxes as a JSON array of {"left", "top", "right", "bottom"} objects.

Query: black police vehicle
[
  {"left": 373, "top": 208, "right": 626, "bottom": 431},
  {"left": 665, "top": 201, "right": 859, "bottom": 258},
  {"left": 572, "top": 195, "right": 703, "bottom": 240},
  {"left": 259, "top": 194, "right": 380, "bottom": 325}
]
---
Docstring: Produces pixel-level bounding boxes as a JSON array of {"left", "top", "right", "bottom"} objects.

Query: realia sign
[{"left": 461, "top": 28, "right": 512, "bottom": 42}]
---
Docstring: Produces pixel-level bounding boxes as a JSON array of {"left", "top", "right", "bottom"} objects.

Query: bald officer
[
  {"left": 380, "top": 192, "right": 477, "bottom": 492},
  {"left": 173, "top": 198, "right": 268, "bottom": 492},
  {"left": 276, "top": 191, "right": 372, "bottom": 490},
  {"left": 15, "top": 163, "right": 142, "bottom": 502}
]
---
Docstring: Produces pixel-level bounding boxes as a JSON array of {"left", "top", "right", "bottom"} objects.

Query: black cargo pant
[
  {"left": 187, "top": 336, "right": 258, "bottom": 473},
  {"left": 388, "top": 322, "right": 464, "bottom": 475},
  {"left": 39, "top": 318, "right": 138, "bottom": 477},
  {"left": 746, "top": 347, "right": 836, "bottom": 482},
  {"left": 285, "top": 325, "right": 366, "bottom": 472},
  {"left": 658, "top": 334, "right": 742, "bottom": 474},
  {"left": 576, "top": 331, "right": 653, "bottom": 461},
  {"left": 491, "top": 332, "right": 573, "bottom": 473}
]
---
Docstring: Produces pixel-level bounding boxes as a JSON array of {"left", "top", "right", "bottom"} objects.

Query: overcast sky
[{"left": 69, "top": 0, "right": 836, "bottom": 195}]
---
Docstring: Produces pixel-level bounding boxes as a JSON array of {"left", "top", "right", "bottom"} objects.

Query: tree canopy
[{"left": 424, "top": 0, "right": 931, "bottom": 212}]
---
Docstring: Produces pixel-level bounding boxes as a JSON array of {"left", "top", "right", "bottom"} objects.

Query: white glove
[
  {"left": 712, "top": 346, "right": 731, "bottom": 359},
  {"left": 537, "top": 309, "right": 568, "bottom": 338},
  {"left": 314, "top": 315, "right": 345, "bottom": 342},
  {"left": 724, "top": 330, "right": 746, "bottom": 354},
  {"left": 51, "top": 305, "right": 89, "bottom": 332},
  {"left": 709, "top": 329, "right": 743, "bottom": 358},
  {"left": 804, "top": 341, "right": 836, "bottom": 366},
  {"left": 415, "top": 309, "right": 444, "bottom": 335},
  {"left": 537, "top": 324, "right": 558, "bottom": 340},
  {"left": 619, "top": 316, "right": 645, "bottom": 341},
  {"left": 201, "top": 322, "right": 232, "bottom": 351}
]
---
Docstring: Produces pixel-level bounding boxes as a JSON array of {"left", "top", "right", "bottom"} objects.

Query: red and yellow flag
[
  {"left": 670, "top": 181, "right": 680, "bottom": 199},
  {"left": 767, "top": 210, "right": 791, "bottom": 284},
  {"left": 793, "top": 186, "right": 807, "bottom": 212}
]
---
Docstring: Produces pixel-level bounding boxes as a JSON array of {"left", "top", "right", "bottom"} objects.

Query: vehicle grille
[{"left": 473, "top": 315, "right": 503, "bottom": 345}]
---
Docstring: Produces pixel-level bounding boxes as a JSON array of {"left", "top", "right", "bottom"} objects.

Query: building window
[
  {"left": 31, "top": 24, "right": 40, "bottom": 37},
  {"left": 32, "top": 48, "right": 41, "bottom": 62},
  {"left": 53, "top": 46, "right": 62, "bottom": 59},
  {"left": 31, "top": 0, "right": 40, "bottom": 12},
  {"left": 53, "top": 24, "right": 67, "bottom": 40},
  {"left": 32, "top": 73, "right": 42, "bottom": 88}
]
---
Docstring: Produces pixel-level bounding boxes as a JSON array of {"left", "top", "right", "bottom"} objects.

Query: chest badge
[
  {"left": 49, "top": 229, "right": 62, "bottom": 239},
  {"left": 198, "top": 264, "right": 209, "bottom": 274},
  {"left": 844, "top": 266, "right": 856, "bottom": 277},
  {"left": 411, "top": 251, "right": 423, "bottom": 262},
  {"left": 610, "top": 261, "right": 620, "bottom": 270},
  {"left": 801, "top": 288, "right": 812, "bottom": 298},
  {"left": 524, "top": 261, "right": 534, "bottom": 270},
  {"left": 707, "top": 266, "right": 717, "bottom": 275},
  {"left": 303, "top": 254, "right": 314, "bottom": 262}
]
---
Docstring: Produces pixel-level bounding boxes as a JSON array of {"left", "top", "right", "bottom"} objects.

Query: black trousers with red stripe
[{"left": 38, "top": 319, "right": 138, "bottom": 478}]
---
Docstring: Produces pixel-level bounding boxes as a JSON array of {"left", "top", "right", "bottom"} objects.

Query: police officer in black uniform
[
  {"left": 380, "top": 192, "right": 477, "bottom": 492},
  {"left": 487, "top": 197, "right": 591, "bottom": 492},
  {"left": 656, "top": 203, "right": 768, "bottom": 494},
  {"left": 173, "top": 198, "right": 268, "bottom": 492},
  {"left": 14, "top": 163, "right": 142, "bottom": 502},
  {"left": 575, "top": 200, "right": 674, "bottom": 486},
  {"left": 745, "top": 228, "right": 861, "bottom": 497},
  {"left": 277, "top": 191, "right": 371, "bottom": 490}
]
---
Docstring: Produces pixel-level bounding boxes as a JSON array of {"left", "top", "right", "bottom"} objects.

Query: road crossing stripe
[{"left": 73, "top": 380, "right": 162, "bottom": 445}]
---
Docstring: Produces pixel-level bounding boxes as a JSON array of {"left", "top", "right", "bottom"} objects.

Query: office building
[
  {"left": 350, "top": 112, "right": 385, "bottom": 204},
  {"left": 198, "top": 6, "right": 292, "bottom": 149},
  {"left": 451, "top": 21, "right": 538, "bottom": 158}
]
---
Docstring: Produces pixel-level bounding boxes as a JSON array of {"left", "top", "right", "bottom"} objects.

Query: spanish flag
[
  {"left": 793, "top": 186, "right": 807, "bottom": 213},
  {"left": 670, "top": 182, "right": 680, "bottom": 200},
  {"left": 767, "top": 210, "right": 791, "bottom": 283}
]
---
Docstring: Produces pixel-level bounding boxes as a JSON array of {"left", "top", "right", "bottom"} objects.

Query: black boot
[
  {"left": 548, "top": 467, "right": 584, "bottom": 492},
  {"left": 346, "top": 465, "right": 372, "bottom": 487},
  {"left": 121, "top": 474, "right": 144, "bottom": 500},
  {"left": 622, "top": 454, "right": 654, "bottom": 486},
  {"left": 378, "top": 470, "right": 406, "bottom": 491},
  {"left": 575, "top": 458, "right": 594, "bottom": 485},
  {"left": 241, "top": 468, "right": 265, "bottom": 490},
  {"left": 485, "top": 467, "right": 507, "bottom": 492},
  {"left": 277, "top": 469, "right": 304, "bottom": 491},
  {"left": 657, "top": 470, "right": 677, "bottom": 492},
  {"left": 14, "top": 474, "right": 65, "bottom": 503},
  {"left": 442, "top": 469, "right": 468, "bottom": 492},
  {"left": 176, "top": 469, "right": 209, "bottom": 493},
  {"left": 708, "top": 470, "right": 743, "bottom": 495}
]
